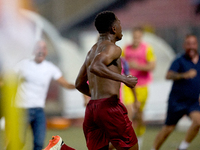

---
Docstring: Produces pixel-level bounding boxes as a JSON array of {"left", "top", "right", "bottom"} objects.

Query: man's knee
[
  {"left": 163, "top": 125, "right": 175, "bottom": 134},
  {"left": 192, "top": 121, "right": 200, "bottom": 129},
  {"left": 190, "top": 111, "right": 200, "bottom": 126}
]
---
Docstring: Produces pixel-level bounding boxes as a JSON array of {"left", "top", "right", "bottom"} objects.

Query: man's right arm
[
  {"left": 166, "top": 57, "right": 197, "bottom": 80},
  {"left": 75, "top": 58, "right": 91, "bottom": 97},
  {"left": 166, "top": 69, "right": 197, "bottom": 80}
]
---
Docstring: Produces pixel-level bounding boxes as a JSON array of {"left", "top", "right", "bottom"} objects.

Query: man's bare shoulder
[
  {"left": 85, "top": 44, "right": 97, "bottom": 65},
  {"left": 86, "top": 41, "right": 121, "bottom": 62},
  {"left": 101, "top": 40, "right": 120, "bottom": 47}
]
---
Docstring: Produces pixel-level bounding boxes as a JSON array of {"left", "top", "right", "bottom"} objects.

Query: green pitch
[{"left": 1, "top": 126, "right": 199, "bottom": 150}]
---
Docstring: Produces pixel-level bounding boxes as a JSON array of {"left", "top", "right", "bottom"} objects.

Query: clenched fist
[
  {"left": 183, "top": 69, "right": 197, "bottom": 79},
  {"left": 124, "top": 75, "right": 138, "bottom": 88}
]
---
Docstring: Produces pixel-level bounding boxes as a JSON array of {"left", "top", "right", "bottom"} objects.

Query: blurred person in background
[
  {"left": 109, "top": 58, "right": 140, "bottom": 150},
  {"left": 0, "top": 65, "right": 2, "bottom": 121},
  {"left": 121, "top": 26, "right": 156, "bottom": 147},
  {"left": 151, "top": 34, "right": 200, "bottom": 150},
  {"left": 44, "top": 11, "right": 139, "bottom": 150},
  {"left": 120, "top": 58, "right": 140, "bottom": 120},
  {"left": 14, "top": 40, "right": 75, "bottom": 150}
]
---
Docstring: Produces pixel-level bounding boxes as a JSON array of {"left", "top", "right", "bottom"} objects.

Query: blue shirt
[
  {"left": 169, "top": 53, "right": 200, "bottom": 102},
  {"left": 121, "top": 58, "right": 129, "bottom": 76}
]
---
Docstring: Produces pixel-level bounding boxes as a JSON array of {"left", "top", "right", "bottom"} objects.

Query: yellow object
[
  {"left": 135, "top": 125, "right": 146, "bottom": 137},
  {"left": 121, "top": 85, "right": 148, "bottom": 111},
  {"left": 1, "top": 73, "right": 23, "bottom": 150},
  {"left": 146, "top": 45, "right": 156, "bottom": 62}
]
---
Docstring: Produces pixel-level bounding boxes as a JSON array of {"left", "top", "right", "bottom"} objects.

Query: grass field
[{"left": 1, "top": 125, "right": 200, "bottom": 150}]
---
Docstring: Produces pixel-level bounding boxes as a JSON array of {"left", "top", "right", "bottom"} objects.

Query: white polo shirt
[{"left": 15, "top": 59, "right": 62, "bottom": 108}]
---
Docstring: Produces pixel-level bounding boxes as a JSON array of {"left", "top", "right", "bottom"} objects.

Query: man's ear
[{"left": 111, "top": 25, "right": 116, "bottom": 34}]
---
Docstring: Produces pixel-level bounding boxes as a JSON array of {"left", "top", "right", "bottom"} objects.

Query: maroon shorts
[{"left": 83, "top": 96, "right": 138, "bottom": 150}]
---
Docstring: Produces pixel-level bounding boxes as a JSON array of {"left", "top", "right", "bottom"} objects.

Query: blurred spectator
[
  {"left": 0, "top": 66, "right": 2, "bottom": 120},
  {"left": 108, "top": 58, "right": 141, "bottom": 150},
  {"left": 120, "top": 58, "right": 140, "bottom": 120},
  {"left": 14, "top": 40, "right": 75, "bottom": 150},
  {"left": 152, "top": 34, "right": 200, "bottom": 150},
  {"left": 121, "top": 26, "right": 156, "bottom": 147}
]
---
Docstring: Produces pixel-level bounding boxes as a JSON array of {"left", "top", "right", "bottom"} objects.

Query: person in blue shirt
[{"left": 152, "top": 34, "right": 200, "bottom": 150}]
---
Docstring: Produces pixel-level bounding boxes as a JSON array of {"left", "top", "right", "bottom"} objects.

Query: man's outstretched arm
[{"left": 56, "top": 76, "right": 75, "bottom": 89}]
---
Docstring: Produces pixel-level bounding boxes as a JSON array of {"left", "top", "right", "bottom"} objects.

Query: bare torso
[{"left": 86, "top": 41, "right": 122, "bottom": 100}]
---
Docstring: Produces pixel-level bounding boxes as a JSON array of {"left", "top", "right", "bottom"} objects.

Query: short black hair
[{"left": 94, "top": 11, "right": 117, "bottom": 33}]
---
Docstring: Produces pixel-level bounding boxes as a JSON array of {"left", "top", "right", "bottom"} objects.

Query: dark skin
[
  {"left": 75, "top": 19, "right": 137, "bottom": 100},
  {"left": 75, "top": 17, "right": 138, "bottom": 150}
]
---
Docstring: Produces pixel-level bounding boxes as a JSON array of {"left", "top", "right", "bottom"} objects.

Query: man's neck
[
  {"left": 34, "top": 58, "right": 43, "bottom": 64},
  {"left": 98, "top": 34, "right": 115, "bottom": 43},
  {"left": 132, "top": 43, "right": 140, "bottom": 49}
]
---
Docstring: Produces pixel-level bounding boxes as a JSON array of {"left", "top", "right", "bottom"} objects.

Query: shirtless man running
[
  {"left": 75, "top": 11, "right": 138, "bottom": 150},
  {"left": 44, "top": 11, "right": 138, "bottom": 150}
]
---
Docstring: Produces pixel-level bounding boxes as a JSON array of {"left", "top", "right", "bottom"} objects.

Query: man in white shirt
[{"left": 14, "top": 40, "right": 75, "bottom": 150}]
